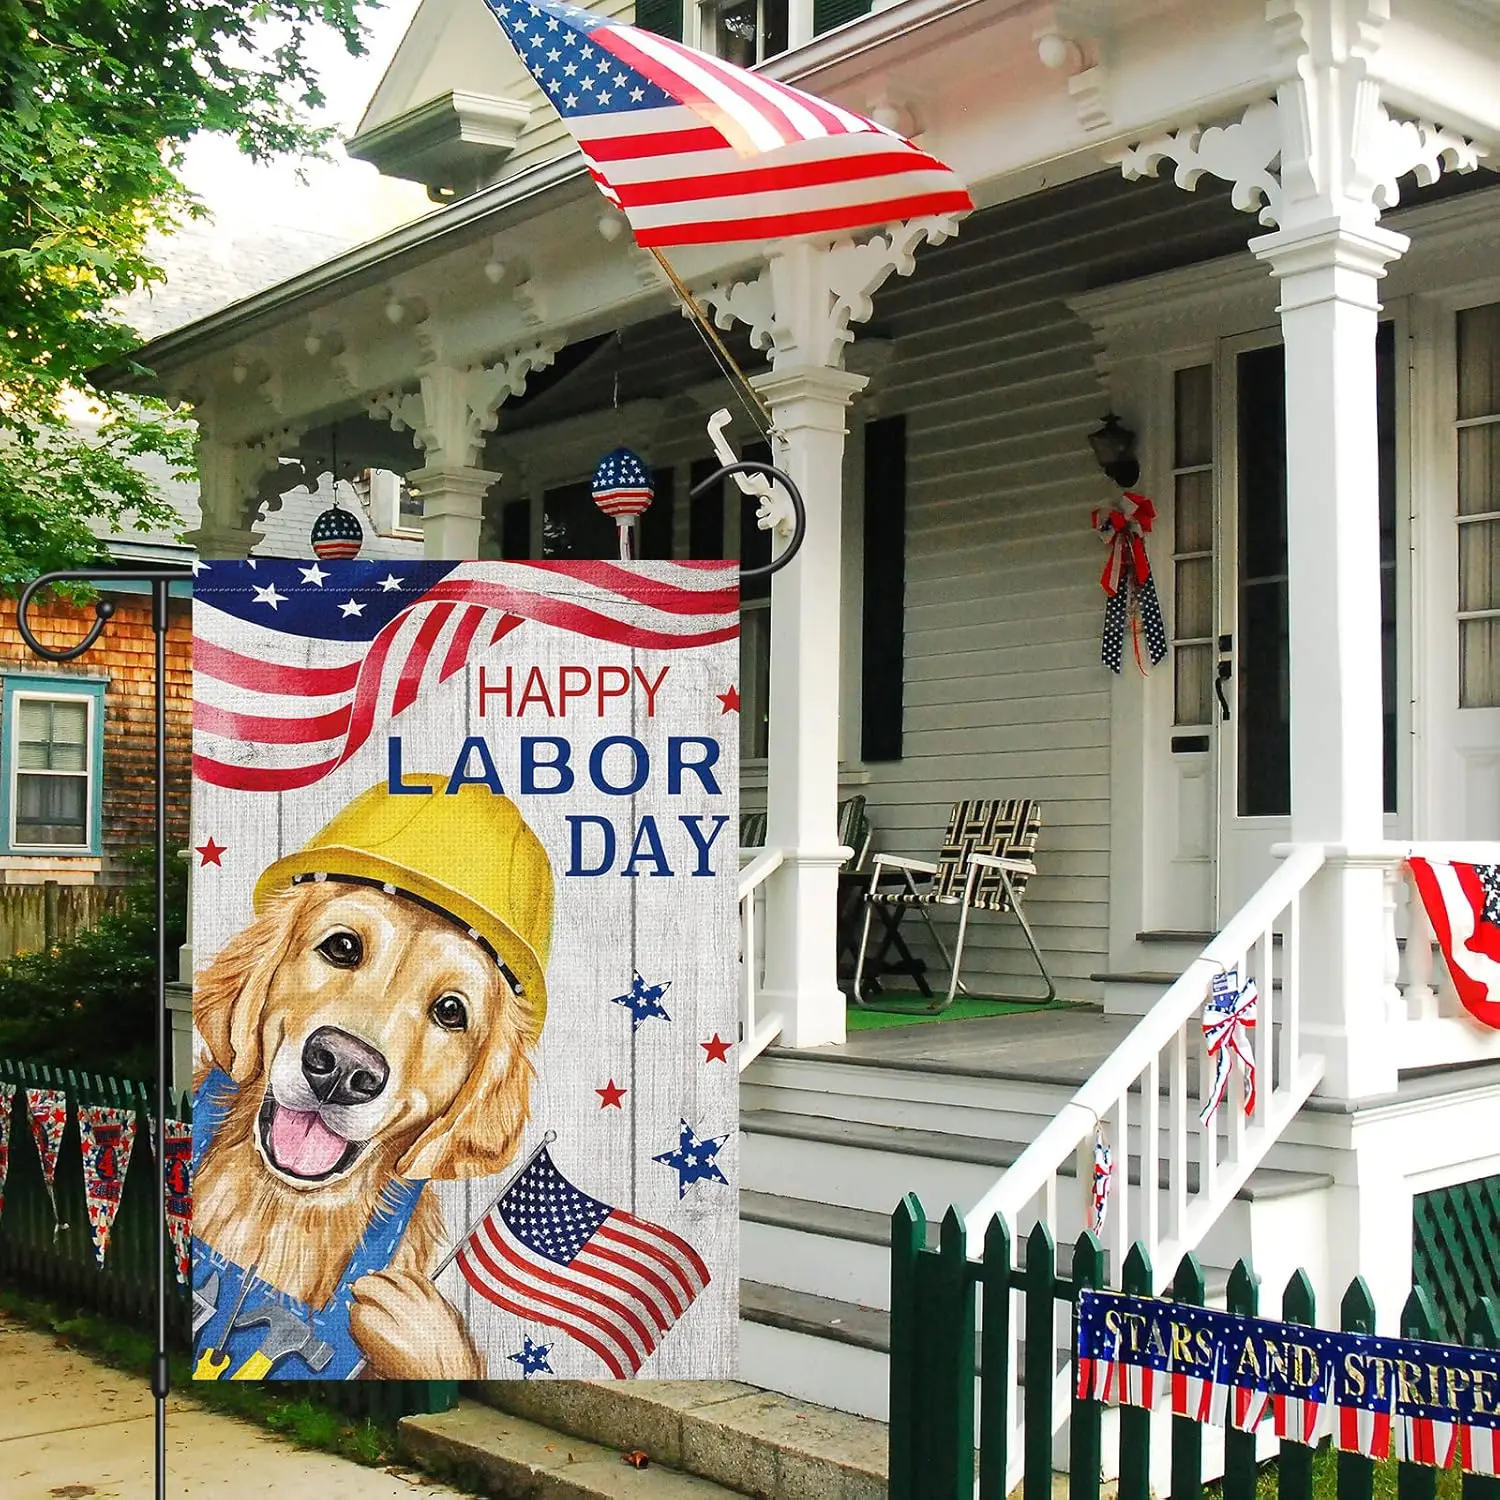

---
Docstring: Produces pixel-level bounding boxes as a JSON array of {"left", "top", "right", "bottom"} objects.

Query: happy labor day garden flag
[{"left": 189, "top": 560, "right": 739, "bottom": 1382}]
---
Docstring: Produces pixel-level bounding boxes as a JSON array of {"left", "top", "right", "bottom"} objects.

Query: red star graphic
[
  {"left": 596, "top": 1080, "right": 627, "bottom": 1109},
  {"left": 195, "top": 838, "right": 227, "bottom": 867},
  {"left": 700, "top": 1033, "right": 733, "bottom": 1064},
  {"left": 717, "top": 686, "right": 740, "bottom": 714}
]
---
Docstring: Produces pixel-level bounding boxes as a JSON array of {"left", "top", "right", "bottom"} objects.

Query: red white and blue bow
[
  {"left": 1089, "top": 1127, "right": 1114, "bottom": 1236},
  {"left": 1094, "top": 492, "right": 1168, "bottom": 676},
  {"left": 1199, "top": 968, "right": 1258, "bottom": 1127}
]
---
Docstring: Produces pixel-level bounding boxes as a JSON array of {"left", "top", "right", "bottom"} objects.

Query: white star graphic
[
  {"left": 379, "top": 573, "right": 403, "bottom": 592},
  {"left": 629, "top": 87, "right": 644, "bottom": 101},
  {"left": 547, "top": 77, "right": 562, "bottom": 92},
  {"left": 597, "top": 89, "right": 611, "bottom": 103},
  {"left": 339, "top": 599, "right": 366, "bottom": 618},
  {"left": 547, "top": 46, "right": 560, "bottom": 59},
  {"left": 190, "top": 558, "right": 209, "bottom": 576},
  {"left": 580, "top": 43, "right": 593, "bottom": 58},
  {"left": 613, "top": 70, "right": 626, "bottom": 85},
  {"left": 564, "top": 91, "right": 579, "bottom": 106},
  {"left": 245, "top": 558, "right": 258, "bottom": 569},
  {"left": 546, "top": 13, "right": 559, "bottom": 26},
  {"left": 563, "top": 60, "right": 577, "bottom": 74},
  {"left": 252, "top": 582, "right": 285, "bottom": 609},
  {"left": 298, "top": 563, "right": 329, "bottom": 586}
]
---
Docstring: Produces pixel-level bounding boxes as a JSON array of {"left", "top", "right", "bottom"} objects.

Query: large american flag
[
  {"left": 193, "top": 559, "right": 738, "bottom": 793},
  {"left": 481, "top": 0, "right": 972, "bottom": 247},
  {"left": 1407, "top": 857, "right": 1500, "bottom": 1030},
  {"left": 452, "top": 1146, "right": 711, "bottom": 1378}
]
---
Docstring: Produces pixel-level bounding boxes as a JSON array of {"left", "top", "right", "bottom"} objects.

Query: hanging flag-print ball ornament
[
  {"left": 311, "top": 504, "right": 364, "bottom": 560},
  {"left": 591, "top": 447, "right": 654, "bottom": 520}
]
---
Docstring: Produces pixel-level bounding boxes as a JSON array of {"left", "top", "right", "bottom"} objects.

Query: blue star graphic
[
  {"left": 609, "top": 971, "right": 671, "bottom": 1031},
  {"left": 508, "top": 1335, "right": 554, "bottom": 1378},
  {"left": 653, "top": 1119, "right": 729, "bottom": 1199}
]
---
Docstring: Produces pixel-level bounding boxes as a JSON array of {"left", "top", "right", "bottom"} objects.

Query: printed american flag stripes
[
  {"left": 482, "top": 0, "right": 971, "bottom": 247},
  {"left": 192, "top": 559, "right": 737, "bottom": 793},
  {"left": 453, "top": 1147, "right": 711, "bottom": 1377},
  {"left": 1076, "top": 1290, "right": 1500, "bottom": 1473},
  {"left": 1407, "top": 858, "right": 1500, "bottom": 1030}
]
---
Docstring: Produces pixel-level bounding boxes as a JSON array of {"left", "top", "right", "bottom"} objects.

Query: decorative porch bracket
[
  {"left": 190, "top": 425, "right": 307, "bottom": 560},
  {"left": 366, "top": 337, "right": 566, "bottom": 557},
  {"left": 693, "top": 216, "right": 961, "bottom": 1048}
]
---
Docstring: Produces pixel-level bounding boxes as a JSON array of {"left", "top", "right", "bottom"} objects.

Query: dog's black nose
[{"left": 302, "top": 1027, "right": 388, "bottom": 1106}]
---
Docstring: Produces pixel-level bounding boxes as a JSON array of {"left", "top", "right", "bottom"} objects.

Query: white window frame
[
  {"left": 9, "top": 689, "right": 100, "bottom": 854},
  {"left": 1453, "top": 305, "right": 1500, "bottom": 708}
]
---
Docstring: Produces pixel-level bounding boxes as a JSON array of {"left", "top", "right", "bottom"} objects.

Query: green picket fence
[
  {"left": 0, "top": 1058, "right": 456, "bottom": 1423},
  {"left": 888, "top": 1193, "right": 1500, "bottom": 1500}
]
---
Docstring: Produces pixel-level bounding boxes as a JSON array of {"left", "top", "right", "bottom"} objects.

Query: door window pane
[
  {"left": 1172, "top": 365, "right": 1214, "bottom": 728},
  {"left": 1457, "top": 303, "right": 1500, "bottom": 708}
]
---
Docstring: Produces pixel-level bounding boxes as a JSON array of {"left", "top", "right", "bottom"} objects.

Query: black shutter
[
  {"left": 861, "top": 415, "right": 905, "bottom": 762},
  {"left": 689, "top": 457, "right": 724, "bottom": 560},
  {"left": 641, "top": 467, "right": 675, "bottom": 558},
  {"left": 499, "top": 498, "right": 531, "bottom": 559},
  {"left": 543, "top": 481, "right": 616, "bottom": 558},
  {"left": 813, "top": 0, "right": 871, "bottom": 35},
  {"left": 633, "top": 0, "right": 682, "bottom": 40}
]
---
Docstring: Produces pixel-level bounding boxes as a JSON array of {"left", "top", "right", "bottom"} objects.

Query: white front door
[
  {"left": 1216, "top": 322, "right": 1401, "bottom": 917},
  {"left": 1144, "top": 320, "right": 1402, "bottom": 928}
]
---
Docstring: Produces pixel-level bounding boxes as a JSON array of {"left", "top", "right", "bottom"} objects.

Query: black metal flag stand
[{"left": 17, "top": 567, "right": 191, "bottom": 1500}]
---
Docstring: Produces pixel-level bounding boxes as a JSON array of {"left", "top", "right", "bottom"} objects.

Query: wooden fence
[
  {"left": 889, "top": 1193, "right": 1500, "bottom": 1500},
  {"left": 0, "top": 1058, "right": 457, "bottom": 1423},
  {"left": 0, "top": 883, "right": 123, "bottom": 957}
]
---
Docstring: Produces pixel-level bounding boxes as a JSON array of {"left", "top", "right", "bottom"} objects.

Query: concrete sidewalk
[{"left": 0, "top": 1312, "right": 472, "bottom": 1498}]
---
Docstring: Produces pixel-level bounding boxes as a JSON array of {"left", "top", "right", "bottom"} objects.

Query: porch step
[
  {"left": 1091, "top": 970, "right": 1286, "bottom": 988},
  {"left": 740, "top": 1107, "right": 1331, "bottom": 1201},
  {"left": 1136, "top": 930, "right": 1215, "bottom": 945},
  {"left": 455, "top": 1365, "right": 890, "bottom": 1499},
  {"left": 400, "top": 1399, "right": 748, "bottom": 1498}
]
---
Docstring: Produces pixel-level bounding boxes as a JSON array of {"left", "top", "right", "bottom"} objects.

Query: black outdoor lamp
[{"left": 1088, "top": 411, "right": 1140, "bottom": 489}]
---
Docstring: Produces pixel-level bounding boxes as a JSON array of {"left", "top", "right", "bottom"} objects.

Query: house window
[
  {"left": 1457, "top": 302, "right": 1500, "bottom": 708},
  {"left": 700, "top": 0, "right": 787, "bottom": 65},
  {"left": 3, "top": 680, "right": 105, "bottom": 853},
  {"left": 1172, "top": 364, "right": 1215, "bottom": 728}
]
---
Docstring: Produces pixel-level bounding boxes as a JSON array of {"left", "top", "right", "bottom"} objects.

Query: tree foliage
[{"left": 0, "top": 0, "right": 372, "bottom": 588}]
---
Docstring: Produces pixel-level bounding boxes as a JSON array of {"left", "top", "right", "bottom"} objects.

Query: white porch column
[
  {"left": 699, "top": 222, "right": 960, "bottom": 1049},
  {"left": 407, "top": 465, "right": 498, "bottom": 557},
  {"left": 1251, "top": 219, "right": 1407, "bottom": 1100},
  {"left": 755, "top": 363, "right": 867, "bottom": 1048}
]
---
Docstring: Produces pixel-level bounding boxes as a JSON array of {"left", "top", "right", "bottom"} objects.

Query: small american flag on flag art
[
  {"left": 449, "top": 1146, "right": 711, "bottom": 1378},
  {"left": 480, "top": 0, "right": 972, "bottom": 247},
  {"left": 191, "top": 558, "right": 738, "bottom": 792}
]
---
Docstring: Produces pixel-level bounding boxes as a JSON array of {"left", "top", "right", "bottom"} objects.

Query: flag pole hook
[
  {"left": 689, "top": 458, "right": 806, "bottom": 581},
  {"left": 16, "top": 566, "right": 192, "bottom": 1500}
]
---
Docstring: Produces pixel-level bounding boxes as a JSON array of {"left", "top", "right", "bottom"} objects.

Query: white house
[{"left": 106, "top": 0, "right": 1500, "bottom": 1489}]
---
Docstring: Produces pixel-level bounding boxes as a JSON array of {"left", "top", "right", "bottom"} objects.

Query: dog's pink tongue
[{"left": 269, "top": 1105, "right": 347, "bottom": 1177}]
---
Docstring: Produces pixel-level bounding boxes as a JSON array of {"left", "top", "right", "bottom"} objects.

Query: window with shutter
[
  {"left": 813, "top": 0, "right": 871, "bottom": 35},
  {"left": 633, "top": 0, "right": 683, "bottom": 40},
  {"left": 861, "top": 414, "right": 905, "bottom": 762}
]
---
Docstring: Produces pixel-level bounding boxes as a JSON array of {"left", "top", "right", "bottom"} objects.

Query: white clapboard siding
[{"left": 493, "top": 170, "right": 1256, "bottom": 1000}]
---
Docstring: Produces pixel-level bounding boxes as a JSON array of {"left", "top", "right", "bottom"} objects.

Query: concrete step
[
  {"left": 466, "top": 1372, "right": 888, "bottom": 1499},
  {"left": 400, "top": 1399, "right": 744, "bottom": 1498}
]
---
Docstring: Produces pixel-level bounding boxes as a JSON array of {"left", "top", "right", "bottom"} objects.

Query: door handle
[{"left": 1215, "top": 660, "right": 1232, "bottom": 722}]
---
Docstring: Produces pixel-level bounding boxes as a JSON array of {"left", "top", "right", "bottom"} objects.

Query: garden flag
[
  {"left": 78, "top": 1106, "right": 136, "bottom": 1267},
  {"left": 1407, "top": 858, "right": 1500, "bottom": 1029},
  {"left": 189, "top": 559, "right": 738, "bottom": 1381},
  {"left": 25, "top": 1086, "right": 66, "bottom": 1222},
  {"left": 0, "top": 1080, "right": 14, "bottom": 1223},
  {"left": 480, "top": 0, "right": 972, "bottom": 247}
]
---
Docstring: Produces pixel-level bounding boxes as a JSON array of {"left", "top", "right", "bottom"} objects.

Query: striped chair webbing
[
  {"left": 740, "top": 810, "right": 767, "bottom": 848},
  {"left": 741, "top": 799, "right": 866, "bottom": 865},
  {"left": 875, "top": 799, "right": 1041, "bottom": 914}
]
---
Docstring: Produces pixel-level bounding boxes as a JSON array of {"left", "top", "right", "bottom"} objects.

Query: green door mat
[{"left": 844, "top": 995, "right": 1079, "bottom": 1031}]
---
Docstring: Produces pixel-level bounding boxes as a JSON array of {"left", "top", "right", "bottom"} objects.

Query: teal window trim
[{"left": 1, "top": 673, "right": 109, "bottom": 857}]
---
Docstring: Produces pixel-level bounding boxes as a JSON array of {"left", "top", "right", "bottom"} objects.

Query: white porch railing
[
  {"left": 965, "top": 843, "right": 1329, "bottom": 1495},
  {"left": 738, "top": 847, "right": 785, "bottom": 1071},
  {"left": 960, "top": 838, "right": 1500, "bottom": 1494}
]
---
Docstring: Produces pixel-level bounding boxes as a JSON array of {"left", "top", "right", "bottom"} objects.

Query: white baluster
[
  {"left": 1114, "top": 1091, "right": 1129, "bottom": 1282},
  {"left": 1381, "top": 865, "right": 1405, "bottom": 1025},
  {"left": 1169, "top": 1021, "right": 1188, "bottom": 1244},
  {"left": 1403, "top": 865, "right": 1439, "bottom": 1021},
  {"left": 1255, "top": 926, "right": 1275, "bottom": 1126},
  {"left": 1144, "top": 1052, "right": 1161, "bottom": 1258}
]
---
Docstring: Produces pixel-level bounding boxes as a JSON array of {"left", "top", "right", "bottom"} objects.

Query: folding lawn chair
[{"left": 851, "top": 798, "right": 1054, "bottom": 1012}]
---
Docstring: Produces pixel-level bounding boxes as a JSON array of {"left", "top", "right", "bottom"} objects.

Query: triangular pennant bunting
[
  {"left": 0, "top": 1081, "right": 15, "bottom": 1223},
  {"left": 148, "top": 1113, "right": 194, "bottom": 1284},
  {"left": 77, "top": 1106, "right": 136, "bottom": 1267},
  {"left": 25, "top": 1086, "right": 67, "bottom": 1223}
]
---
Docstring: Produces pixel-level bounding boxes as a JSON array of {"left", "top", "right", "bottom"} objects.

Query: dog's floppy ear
[
  {"left": 194, "top": 884, "right": 304, "bottom": 1084},
  {"left": 397, "top": 1015, "right": 535, "bottom": 1182}
]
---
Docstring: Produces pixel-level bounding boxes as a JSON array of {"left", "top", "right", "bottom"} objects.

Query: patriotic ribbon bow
[
  {"left": 1093, "top": 492, "right": 1168, "bottom": 676},
  {"left": 1199, "top": 968, "right": 1258, "bottom": 1127},
  {"left": 1089, "top": 1129, "right": 1114, "bottom": 1236}
]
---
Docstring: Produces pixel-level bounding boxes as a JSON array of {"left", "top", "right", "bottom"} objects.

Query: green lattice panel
[{"left": 1412, "top": 1173, "right": 1500, "bottom": 1343}]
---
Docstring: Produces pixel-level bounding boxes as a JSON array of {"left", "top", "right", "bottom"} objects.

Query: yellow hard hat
[{"left": 254, "top": 777, "right": 553, "bottom": 1033}]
